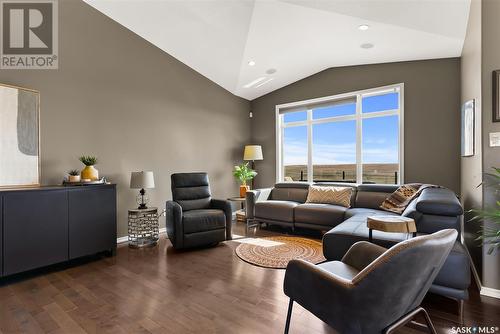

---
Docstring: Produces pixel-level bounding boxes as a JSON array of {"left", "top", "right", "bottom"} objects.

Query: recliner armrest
[
  {"left": 211, "top": 199, "right": 232, "bottom": 240},
  {"left": 416, "top": 188, "right": 463, "bottom": 216},
  {"left": 245, "top": 188, "right": 272, "bottom": 219},
  {"left": 341, "top": 241, "right": 387, "bottom": 271},
  {"left": 166, "top": 200, "right": 183, "bottom": 248}
]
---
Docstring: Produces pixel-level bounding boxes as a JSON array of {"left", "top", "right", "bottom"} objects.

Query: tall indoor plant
[
  {"left": 469, "top": 167, "right": 500, "bottom": 254},
  {"left": 233, "top": 163, "right": 257, "bottom": 197}
]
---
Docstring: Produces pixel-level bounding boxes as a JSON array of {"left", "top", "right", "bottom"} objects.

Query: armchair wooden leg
[{"left": 284, "top": 299, "right": 293, "bottom": 334}]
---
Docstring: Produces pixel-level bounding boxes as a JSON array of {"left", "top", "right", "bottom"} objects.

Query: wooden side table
[
  {"left": 128, "top": 207, "right": 159, "bottom": 248},
  {"left": 227, "top": 197, "right": 246, "bottom": 223},
  {"left": 367, "top": 215, "right": 417, "bottom": 242}
]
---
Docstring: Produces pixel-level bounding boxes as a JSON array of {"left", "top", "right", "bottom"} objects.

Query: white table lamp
[{"left": 130, "top": 171, "right": 155, "bottom": 209}]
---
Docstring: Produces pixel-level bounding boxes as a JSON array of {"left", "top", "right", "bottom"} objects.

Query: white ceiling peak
[{"left": 84, "top": 0, "right": 471, "bottom": 100}]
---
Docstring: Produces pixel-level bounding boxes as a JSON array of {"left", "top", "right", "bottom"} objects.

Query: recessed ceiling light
[
  {"left": 248, "top": 60, "right": 256, "bottom": 66},
  {"left": 266, "top": 68, "right": 277, "bottom": 75},
  {"left": 360, "top": 43, "right": 374, "bottom": 49},
  {"left": 243, "top": 77, "right": 266, "bottom": 88},
  {"left": 358, "top": 24, "right": 370, "bottom": 31}
]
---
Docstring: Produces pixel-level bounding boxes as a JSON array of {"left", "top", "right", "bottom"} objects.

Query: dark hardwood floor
[{"left": 0, "top": 221, "right": 499, "bottom": 334}]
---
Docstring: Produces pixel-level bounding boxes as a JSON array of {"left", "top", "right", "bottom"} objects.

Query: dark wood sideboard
[{"left": 0, "top": 184, "right": 117, "bottom": 277}]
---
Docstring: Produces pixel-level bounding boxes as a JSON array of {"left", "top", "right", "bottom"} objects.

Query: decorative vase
[
  {"left": 239, "top": 185, "right": 249, "bottom": 198},
  {"left": 81, "top": 165, "right": 99, "bottom": 181},
  {"left": 68, "top": 175, "right": 81, "bottom": 182}
]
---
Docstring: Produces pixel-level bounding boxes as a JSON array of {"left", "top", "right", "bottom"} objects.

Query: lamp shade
[
  {"left": 130, "top": 171, "right": 155, "bottom": 189},
  {"left": 243, "top": 145, "right": 263, "bottom": 161}
]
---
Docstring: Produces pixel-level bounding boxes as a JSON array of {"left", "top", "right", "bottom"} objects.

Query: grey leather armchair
[
  {"left": 166, "top": 173, "right": 232, "bottom": 250},
  {"left": 283, "top": 229, "right": 457, "bottom": 334}
]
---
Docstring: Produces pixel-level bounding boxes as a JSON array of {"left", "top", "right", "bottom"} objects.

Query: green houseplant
[
  {"left": 68, "top": 169, "right": 81, "bottom": 183},
  {"left": 469, "top": 167, "right": 500, "bottom": 254},
  {"left": 233, "top": 163, "right": 257, "bottom": 197},
  {"left": 79, "top": 155, "right": 99, "bottom": 181}
]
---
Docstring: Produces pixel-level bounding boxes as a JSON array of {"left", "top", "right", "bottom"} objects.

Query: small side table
[
  {"left": 367, "top": 215, "right": 417, "bottom": 242},
  {"left": 227, "top": 197, "right": 246, "bottom": 223},
  {"left": 128, "top": 207, "right": 159, "bottom": 248}
]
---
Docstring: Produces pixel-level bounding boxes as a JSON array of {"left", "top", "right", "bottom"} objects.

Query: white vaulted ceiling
[{"left": 84, "top": 0, "right": 471, "bottom": 100}]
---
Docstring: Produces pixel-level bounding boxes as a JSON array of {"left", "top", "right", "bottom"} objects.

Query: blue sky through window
[
  {"left": 362, "top": 92, "right": 398, "bottom": 113},
  {"left": 282, "top": 92, "right": 399, "bottom": 166}
]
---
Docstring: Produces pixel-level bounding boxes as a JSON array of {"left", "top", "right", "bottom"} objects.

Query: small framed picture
[
  {"left": 493, "top": 70, "right": 500, "bottom": 122},
  {"left": 461, "top": 99, "right": 475, "bottom": 157}
]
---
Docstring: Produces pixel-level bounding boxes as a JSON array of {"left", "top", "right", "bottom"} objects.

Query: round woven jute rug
[{"left": 235, "top": 236, "right": 325, "bottom": 269}]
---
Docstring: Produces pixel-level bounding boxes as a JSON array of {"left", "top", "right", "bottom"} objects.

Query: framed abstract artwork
[
  {"left": 0, "top": 83, "right": 40, "bottom": 187},
  {"left": 493, "top": 70, "right": 500, "bottom": 122},
  {"left": 461, "top": 99, "right": 475, "bottom": 157}
]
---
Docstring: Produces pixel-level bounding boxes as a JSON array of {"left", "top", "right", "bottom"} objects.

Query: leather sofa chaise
[{"left": 246, "top": 182, "right": 470, "bottom": 321}]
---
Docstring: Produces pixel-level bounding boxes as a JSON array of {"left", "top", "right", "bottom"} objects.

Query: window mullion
[
  {"left": 307, "top": 109, "right": 313, "bottom": 183},
  {"left": 356, "top": 94, "right": 363, "bottom": 184}
]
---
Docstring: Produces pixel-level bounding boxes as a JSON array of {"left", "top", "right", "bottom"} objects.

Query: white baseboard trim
[
  {"left": 116, "top": 227, "right": 167, "bottom": 244},
  {"left": 480, "top": 286, "right": 500, "bottom": 299}
]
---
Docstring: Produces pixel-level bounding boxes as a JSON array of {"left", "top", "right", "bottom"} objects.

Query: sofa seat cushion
[
  {"left": 294, "top": 203, "right": 346, "bottom": 227},
  {"left": 322, "top": 214, "right": 407, "bottom": 260},
  {"left": 182, "top": 209, "right": 226, "bottom": 234},
  {"left": 255, "top": 200, "right": 298, "bottom": 222},
  {"left": 344, "top": 208, "right": 397, "bottom": 219}
]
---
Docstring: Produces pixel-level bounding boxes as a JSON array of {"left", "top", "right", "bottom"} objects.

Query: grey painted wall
[
  {"left": 461, "top": 0, "right": 483, "bottom": 280},
  {"left": 481, "top": 0, "right": 500, "bottom": 290},
  {"left": 250, "top": 59, "right": 461, "bottom": 193},
  {"left": 0, "top": 0, "right": 251, "bottom": 237}
]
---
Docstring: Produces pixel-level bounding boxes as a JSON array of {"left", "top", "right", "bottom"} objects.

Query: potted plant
[
  {"left": 469, "top": 167, "right": 500, "bottom": 254},
  {"left": 68, "top": 169, "right": 81, "bottom": 183},
  {"left": 79, "top": 155, "right": 99, "bottom": 181},
  {"left": 233, "top": 162, "right": 257, "bottom": 197}
]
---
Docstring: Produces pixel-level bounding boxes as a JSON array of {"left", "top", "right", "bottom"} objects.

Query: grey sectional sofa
[{"left": 246, "top": 182, "right": 471, "bottom": 310}]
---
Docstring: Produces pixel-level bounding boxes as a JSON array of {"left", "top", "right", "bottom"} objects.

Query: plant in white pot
[
  {"left": 233, "top": 162, "right": 257, "bottom": 197},
  {"left": 68, "top": 169, "right": 81, "bottom": 182}
]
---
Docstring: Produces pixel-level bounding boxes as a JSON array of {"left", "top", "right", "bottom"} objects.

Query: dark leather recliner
[
  {"left": 283, "top": 229, "right": 457, "bottom": 334},
  {"left": 166, "top": 173, "right": 232, "bottom": 250}
]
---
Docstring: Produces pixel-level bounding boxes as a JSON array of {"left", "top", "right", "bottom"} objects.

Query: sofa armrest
[
  {"left": 416, "top": 188, "right": 463, "bottom": 216},
  {"left": 245, "top": 188, "right": 272, "bottom": 220},
  {"left": 341, "top": 241, "right": 387, "bottom": 271},
  {"left": 166, "top": 200, "right": 183, "bottom": 248},
  {"left": 211, "top": 199, "right": 232, "bottom": 240}
]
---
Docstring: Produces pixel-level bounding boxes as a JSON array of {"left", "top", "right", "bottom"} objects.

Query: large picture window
[{"left": 276, "top": 84, "right": 403, "bottom": 184}]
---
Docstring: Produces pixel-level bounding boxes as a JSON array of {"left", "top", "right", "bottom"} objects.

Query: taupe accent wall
[
  {"left": 481, "top": 0, "right": 500, "bottom": 290},
  {"left": 0, "top": 0, "right": 251, "bottom": 237},
  {"left": 461, "top": 0, "right": 483, "bottom": 280},
  {"left": 250, "top": 59, "right": 461, "bottom": 192}
]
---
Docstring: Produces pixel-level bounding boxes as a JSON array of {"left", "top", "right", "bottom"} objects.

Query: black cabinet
[
  {"left": 0, "top": 185, "right": 116, "bottom": 277},
  {"left": 69, "top": 186, "right": 116, "bottom": 259},
  {"left": 3, "top": 190, "right": 68, "bottom": 276}
]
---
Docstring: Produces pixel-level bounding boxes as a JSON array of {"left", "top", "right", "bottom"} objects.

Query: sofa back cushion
[
  {"left": 354, "top": 184, "right": 399, "bottom": 209},
  {"left": 305, "top": 185, "right": 353, "bottom": 207},
  {"left": 171, "top": 172, "right": 211, "bottom": 211},
  {"left": 270, "top": 182, "right": 309, "bottom": 203}
]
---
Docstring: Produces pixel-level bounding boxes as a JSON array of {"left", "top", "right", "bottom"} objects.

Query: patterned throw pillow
[
  {"left": 306, "top": 185, "right": 353, "bottom": 208},
  {"left": 380, "top": 183, "right": 423, "bottom": 214}
]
